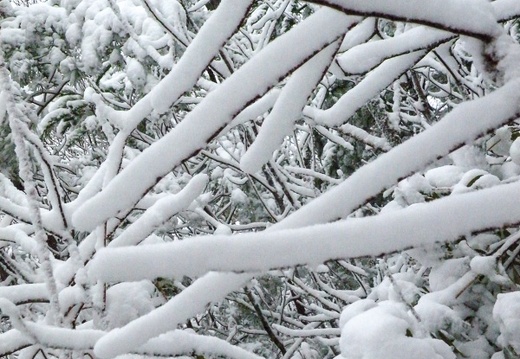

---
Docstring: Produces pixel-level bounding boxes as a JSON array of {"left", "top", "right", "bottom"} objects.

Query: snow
[
  {"left": 0, "top": 28, "right": 25, "bottom": 47},
  {"left": 0, "top": 330, "right": 32, "bottom": 357},
  {"left": 338, "top": 299, "right": 377, "bottom": 329},
  {"left": 87, "top": 76, "right": 520, "bottom": 357},
  {"left": 493, "top": 291, "right": 520, "bottom": 352},
  {"left": 108, "top": 173, "right": 208, "bottom": 247},
  {"left": 0, "top": 197, "right": 37, "bottom": 228},
  {"left": 338, "top": 18, "right": 376, "bottom": 52},
  {"left": 91, "top": 0, "right": 253, "bottom": 132},
  {"left": 67, "top": 0, "right": 254, "bottom": 223},
  {"left": 93, "top": 272, "right": 252, "bottom": 358},
  {"left": 369, "top": 273, "right": 421, "bottom": 303},
  {"left": 456, "top": 337, "right": 495, "bottom": 359},
  {"left": 136, "top": 330, "right": 264, "bottom": 359},
  {"left": 137, "top": 330, "right": 262, "bottom": 359},
  {"left": 240, "top": 40, "right": 340, "bottom": 174},
  {"left": 126, "top": 58, "right": 146, "bottom": 89},
  {"left": 58, "top": 285, "right": 85, "bottom": 311},
  {"left": 414, "top": 301, "right": 464, "bottom": 334},
  {"left": 105, "top": 281, "right": 155, "bottom": 328},
  {"left": 72, "top": 9, "right": 361, "bottom": 231},
  {"left": 338, "top": 26, "right": 453, "bottom": 74},
  {"left": 339, "top": 301, "right": 454, "bottom": 359},
  {"left": 510, "top": 137, "right": 520, "bottom": 166},
  {"left": 146, "top": 0, "right": 250, "bottom": 115},
  {"left": 424, "top": 165, "right": 464, "bottom": 188},
  {"left": 272, "top": 324, "right": 340, "bottom": 337},
  {"left": 493, "top": 0, "right": 520, "bottom": 21},
  {"left": 0, "top": 300, "right": 101, "bottom": 351},
  {"left": 281, "top": 78, "right": 520, "bottom": 229},
  {"left": 0, "top": 284, "right": 48, "bottom": 304},
  {"left": 230, "top": 187, "right": 248, "bottom": 204},
  {"left": 494, "top": 34, "right": 520, "bottom": 83},
  {"left": 428, "top": 257, "right": 469, "bottom": 292},
  {"left": 2, "top": 1, "right": 520, "bottom": 358},
  {"left": 24, "top": 322, "right": 103, "bottom": 350},
  {"left": 393, "top": 174, "right": 432, "bottom": 206},
  {"left": 310, "top": 51, "right": 425, "bottom": 127},
  {"left": 470, "top": 256, "right": 497, "bottom": 276},
  {"left": 315, "top": 0, "right": 500, "bottom": 40},
  {"left": 489, "top": 127, "right": 513, "bottom": 156},
  {"left": 0, "top": 225, "right": 38, "bottom": 255},
  {"left": 227, "top": 89, "right": 280, "bottom": 129},
  {"left": 339, "top": 123, "right": 391, "bottom": 151},
  {"left": 452, "top": 169, "right": 500, "bottom": 193},
  {"left": 89, "top": 179, "right": 520, "bottom": 281}
]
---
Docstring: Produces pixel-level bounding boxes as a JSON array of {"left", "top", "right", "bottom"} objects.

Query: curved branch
[{"left": 307, "top": 0, "right": 501, "bottom": 42}]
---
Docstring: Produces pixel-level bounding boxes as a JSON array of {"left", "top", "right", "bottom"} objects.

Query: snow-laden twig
[
  {"left": 309, "top": 0, "right": 501, "bottom": 41},
  {"left": 241, "top": 39, "right": 342, "bottom": 174}
]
